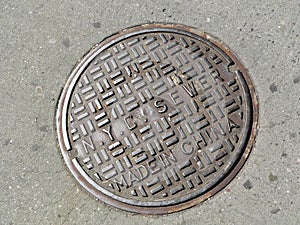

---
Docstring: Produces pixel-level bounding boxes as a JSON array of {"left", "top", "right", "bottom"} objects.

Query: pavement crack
[{"left": 61, "top": 206, "right": 76, "bottom": 225}]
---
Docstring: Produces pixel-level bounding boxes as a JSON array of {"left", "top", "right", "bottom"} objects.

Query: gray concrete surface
[{"left": 0, "top": 0, "right": 299, "bottom": 224}]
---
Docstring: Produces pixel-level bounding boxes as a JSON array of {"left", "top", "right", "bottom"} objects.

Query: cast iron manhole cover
[{"left": 56, "top": 23, "right": 258, "bottom": 214}]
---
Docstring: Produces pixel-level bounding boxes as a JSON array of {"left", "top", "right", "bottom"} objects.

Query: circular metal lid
[{"left": 56, "top": 23, "right": 258, "bottom": 214}]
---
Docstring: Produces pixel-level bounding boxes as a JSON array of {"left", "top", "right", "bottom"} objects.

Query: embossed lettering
[
  {"left": 82, "top": 136, "right": 95, "bottom": 153},
  {"left": 226, "top": 118, "right": 239, "bottom": 133},
  {"left": 128, "top": 170, "right": 140, "bottom": 186},
  {"left": 124, "top": 115, "right": 137, "bottom": 130},
  {"left": 114, "top": 165, "right": 150, "bottom": 189},
  {"left": 158, "top": 149, "right": 177, "bottom": 167},
  {"left": 210, "top": 122, "right": 226, "bottom": 139},
  {"left": 209, "top": 69, "right": 224, "bottom": 84},
  {"left": 171, "top": 73, "right": 183, "bottom": 84},
  {"left": 193, "top": 133, "right": 208, "bottom": 149},
  {"left": 102, "top": 125, "right": 114, "bottom": 141},
  {"left": 182, "top": 81, "right": 198, "bottom": 97},
  {"left": 147, "top": 159, "right": 161, "bottom": 174},
  {"left": 154, "top": 99, "right": 167, "bottom": 113},
  {"left": 113, "top": 175, "right": 128, "bottom": 191},
  {"left": 169, "top": 90, "right": 183, "bottom": 106},
  {"left": 198, "top": 75, "right": 212, "bottom": 91},
  {"left": 136, "top": 165, "right": 149, "bottom": 180},
  {"left": 181, "top": 141, "right": 195, "bottom": 155}
]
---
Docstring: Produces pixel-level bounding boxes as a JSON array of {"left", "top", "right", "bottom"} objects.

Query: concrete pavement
[{"left": 0, "top": 0, "right": 299, "bottom": 224}]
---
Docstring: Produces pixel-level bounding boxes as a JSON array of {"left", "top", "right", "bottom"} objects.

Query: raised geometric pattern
[{"left": 66, "top": 31, "right": 247, "bottom": 203}]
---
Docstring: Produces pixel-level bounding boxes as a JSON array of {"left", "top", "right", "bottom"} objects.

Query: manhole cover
[{"left": 56, "top": 23, "right": 258, "bottom": 214}]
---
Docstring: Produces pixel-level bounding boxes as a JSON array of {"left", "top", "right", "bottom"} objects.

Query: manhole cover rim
[{"left": 56, "top": 23, "right": 259, "bottom": 214}]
